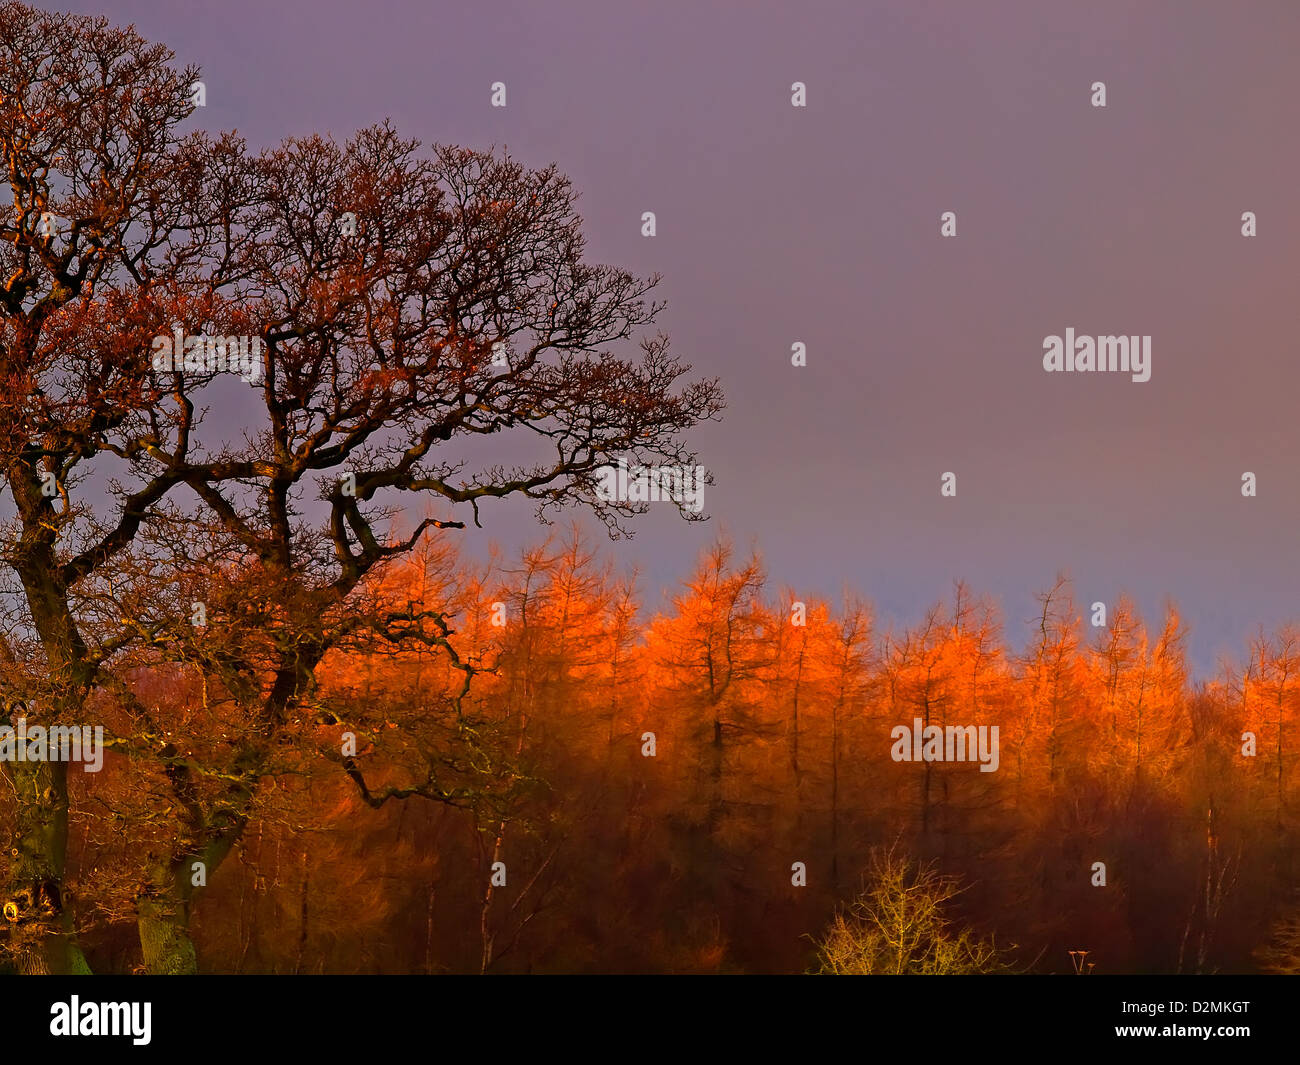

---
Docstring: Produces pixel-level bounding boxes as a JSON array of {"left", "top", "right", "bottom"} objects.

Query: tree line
[{"left": 19, "top": 525, "right": 1295, "bottom": 973}]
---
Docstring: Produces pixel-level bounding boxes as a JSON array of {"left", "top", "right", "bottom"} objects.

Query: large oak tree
[{"left": 0, "top": 1, "right": 721, "bottom": 973}]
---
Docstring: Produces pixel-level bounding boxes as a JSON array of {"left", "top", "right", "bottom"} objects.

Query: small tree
[
  {"left": 1255, "top": 899, "right": 1300, "bottom": 974},
  {"left": 811, "top": 851, "right": 1014, "bottom": 974}
]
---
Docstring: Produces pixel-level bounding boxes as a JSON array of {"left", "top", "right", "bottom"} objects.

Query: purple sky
[{"left": 82, "top": 0, "right": 1300, "bottom": 676}]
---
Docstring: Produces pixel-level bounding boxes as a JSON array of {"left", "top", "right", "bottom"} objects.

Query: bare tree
[{"left": 0, "top": 0, "right": 722, "bottom": 972}]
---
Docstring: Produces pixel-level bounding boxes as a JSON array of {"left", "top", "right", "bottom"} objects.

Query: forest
[
  {"left": 20, "top": 524, "right": 1294, "bottom": 975},
  {"left": 0, "top": 2, "right": 1295, "bottom": 979}
]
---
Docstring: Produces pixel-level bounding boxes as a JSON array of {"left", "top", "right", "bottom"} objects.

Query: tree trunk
[
  {"left": 137, "top": 892, "right": 198, "bottom": 975},
  {"left": 2, "top": 757, "right": 91, "bottom": 974},
  {"left": 3, "top": 543, "right": 96, "bottom": 973},
  {"left": 136, "top": 808, "right": 247, "bottom": 974}
]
